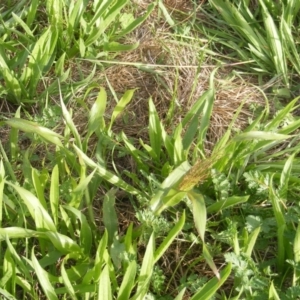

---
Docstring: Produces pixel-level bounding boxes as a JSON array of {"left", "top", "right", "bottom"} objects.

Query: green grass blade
[
  {"left": 158, "top": 0, "right": 175, "bottom": 26},
  {"left": 188, "top": 191, "right": 206, "bottom": 242},
  {"left": 174, "top": 288, "right": 187, "bottom": 300},
  {"left": 108, "top": 89, "right": 135, "bottom": 132},
  {"left": 135, "top": 233, "right": 155, "bottom": 300},
  {"left": 117, "top": 261, "right": 137, "bottom": 300},
  {"left": 294, "top": 222, "right": 300, "bottom": 283},
  {"left": 207, "top": 195, "right": 249, "bottom": 213},
  {"left": 197, "top": 69, "right": 217, "bottom": 152},
  {"left": 190, "top": 263, "right": 232, "bottom": 300},
  {"left": 103, "top": 189, "right": 118, "bottom": 246},
  {"left": 32, "top": 247, "right": 58, "bottom": 300},
  {"left": 245, "top": 226, "right": 261, "bottom": 257},
  {"left": 94, "top": 230, "right": 108, "bottom": 282},
  {"left": 0, "top": 287, "right": 17, "bottom": 300},
  {"left": 32, "top": 168, "right": 48, "bottom": 210},
  {"left": 26, "top": 0, "right": 38, "bottom": 27},
  {"left": 97, "top": 265, "right": 112, "bottom": 300},
  {"left": 87, "top": 87, "right": 107, "bottom": 136},
  {"left": 233, "top": 131, "right": 291, "bottom": 141},
  {"left": 73, "top": 145, "right": 140, "bottom": 195},
  {"left": 150, "top": 161, "right": 191, "bottom": 213},
  {"left": 63, "top": 206, "right": 92, "bottom": 255},
  {"left": 50, "top": 165, "right": 59, "bottom": 225},
  {"left": 115, "top": 3, "right": 155, "bottom": 38},
  {"left": 5, "top": 118, "right": 63, "bottom": 147},
  {"left": 5, "top": 237, "right": 31, "bottom": 280},
  {"left": 12, "top": 12, "right": 34, "bottom": 37},
  {"left": 61, "top": 257, "right": 77, "bottom": 300},
  {"left": 0, "top": 228, "right": 81, "bottom": 255},
  {"left": 148, "top": 97, "right": 162, "bottom": 160},
  {"left": 279, "top": 154, "right": 294, "bottom": 201},
  {"left": 258, "top": 0, "right": 287, "bottom": 85},
  {"left": 0, "top": 161, "right": 4, "bottom": 226},
  {"left": 59, "top": 85, "right": 82, "bottom": 150},
  {"left": 269, "top": 281, "right": 280, "bottom": 300},
  {"left": 154, "top": 210, "right": 185, "bottom": 263},
  {"left": 269, "top": 175, "right": 286, "bottom": 272},
  {"left": 6, "top": 182, "right": 56, "bottom": 231}
]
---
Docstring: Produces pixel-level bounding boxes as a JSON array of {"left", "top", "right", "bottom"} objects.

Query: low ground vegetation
[{"left": 1, "top": 0, "right": 300, "bottom": 299}]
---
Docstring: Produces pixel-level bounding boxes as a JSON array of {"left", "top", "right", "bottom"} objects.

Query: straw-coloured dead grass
[{"left": 96, "top": 25, "right": 265, "bottom": 151}]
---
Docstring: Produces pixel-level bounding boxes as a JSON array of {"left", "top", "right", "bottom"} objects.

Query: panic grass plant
[
  {"left": 0, "top": 0, "right": 154, "bottom": 104},
  {"left": 2, "top": 78, "right": 300, "bottom": 298},
  {"left": 198, "top": 0, "right": 300, "bottom": 89},
  {"left": 0, "top": 83, "right": 235, "bottom": 299},
  {"left": 2, "top": 0, "right": 300, "bottom": 299}
]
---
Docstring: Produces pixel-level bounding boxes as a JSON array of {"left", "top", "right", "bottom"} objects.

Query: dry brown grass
[{"left": 91, "top": 10, "right": 266, "bottom": 151}]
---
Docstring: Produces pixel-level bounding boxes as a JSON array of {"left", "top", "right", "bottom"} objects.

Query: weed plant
[{"left": 1, "top": 0, "right": 300, "bottom": 299}]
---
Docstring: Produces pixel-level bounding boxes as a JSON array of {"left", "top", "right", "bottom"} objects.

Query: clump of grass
[{"left": 1, "top": 0, "right": 300, "bottom": 299}]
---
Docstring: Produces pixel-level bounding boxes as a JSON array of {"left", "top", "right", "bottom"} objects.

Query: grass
[{"left": 1, "top": 0, "right": 300, "bottom": 299}]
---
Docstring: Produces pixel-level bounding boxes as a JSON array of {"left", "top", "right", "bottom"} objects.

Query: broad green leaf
[
  {"left": 61, "top": 257, "right": 77, "bottom": 300},
  {"left": 203, "top": 243, "right": 220, "bottom": 280},
  {"left": 88, "top": 87, "right": 107, "bottom": 136},
  {"left": 5, "top": 237, "right": 31, "bottom": 280},
  {"left": 197, "top": 69, "right": 217, "bottom": 151},
  {"left": 55, "top": 53, "right": 66, "bottom": 76},
  {"left": 188, "top": 191, "right": 206, "bottom": 242},
  {"left": 0, "top": 227, "right": 81, "bottom": 255},
  {"left": 266, "top": 97, "right": 299, "bottom": 131},
  {"left": 0, "top": 160, "right": 4, "bottom": 225},
  {"left": 94, "top": 230, "right": 108, "bottom": 282},
  {"left": 26, "top": 0, "right": 39, "bottom": 27},
  {"left": 108, "top": 89, "right": 136, "bottom": 131},
  {"left": 174, "top": 288, "right": 186, "bottom": 300},
  {"left": 173, "top": 123, "right": 184, "bottom": 164},
  {"left": 103, "top": 41, "right": 139, "bottom": 52},
  {"left": 233, "top": 131, "right": 291, "bottom": 141},
  {"left": 6, "top": 182, "right": 56, "bottom": 231},
  {"left": 32, "top": 168, "right": 47, "bottom": 210},
  {"left": 50, "top": 165, "right": 59, "bottom": 225},
  {"left": 150, "top": 161, "right": 191, "bottom": 213},
  {"left": 269, "top": 281, "right": 280, "bottom": 300},
  {"left": 0, "top": 287, "right": 17, "bottom": 300},
  {"left": 103, "top": 189, "right": 118, "bottom": 246},
  {"left": 59, "top": 88, "right": 82, "bottom": 149},
  {"left": 12, "top": 12, "right": 33, "bottom": 37},
  {"left": 135, "top": 233, "right": 155, "bottom": 300},
  {"left": 63, "top": 206, "right": 92, "bottom": 255},
  {"left": 269, "top": 176, "right": 286, "bottom": 272},
  {"left": 5, "top": 118, "right": 63, "bottom": 147},
  {"left": 154, "top": 211, "right": 185, "bottom": 263},
  {"left": 294, "top": 222, "right": 300, "bottom": 264},
  {"left": 32, "top": 248, "right": 58, "bottom": 300},
  {"left": 279, "top": 154, "right": 294, "bottom": 201},
  {"left": 158, "top": 0, "right": 175, "bottom": 26},
  {"left": 1, "top": 249, "right": 15, "bottom": 292},
  {"left": 9, "top": 106, "right": 21, "bottom": 162},
  {"left": 154, "top": 188, "right": 186, "bottom": 216},
  {"left": 117, "top": 261, "right": 137, "bottom": 300},
  {"left": 258, "top": 0, "right": 287, "bottom": 85},
  {"left": 73, "top": 144, "right": 140, "bottom": 195},
  {"left": 116, "top": 3, "right": 155, "bottom": 38},
  {"left": 46, "top": 0, "right": 63, "bottom": 29},
  {"left": 98, "top": 265, "right": 112, "bottom": 300},
  {"left": 245, "top": 226, "right": 261, "bottom": 257},
  {"left": 190, "top": 263, "right": 231, "bottom": 300},
  {"left": 207, "top": 195, "right": 249, "bottom": 213}
]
